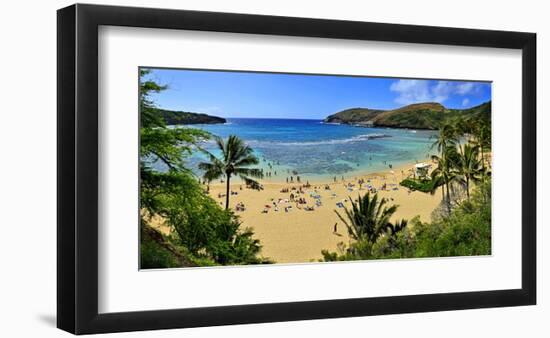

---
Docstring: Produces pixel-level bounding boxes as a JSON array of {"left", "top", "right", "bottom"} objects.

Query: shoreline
[
  {"left": 218, "top": 160, "right": 426, "bottom": 185},
  {"left": 319, "top": 120, "right": 439, "bottom": 131}
]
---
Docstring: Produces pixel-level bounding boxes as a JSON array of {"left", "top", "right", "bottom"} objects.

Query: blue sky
[{"left": 143, "top": 68, "right": 491, "bottom": 119}]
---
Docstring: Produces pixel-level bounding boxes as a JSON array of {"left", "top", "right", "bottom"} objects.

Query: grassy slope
[
  {"left": 325, "top": 101, "right": 491, "bottom": 130},
  {"left": 153, "top": 108, "right": 227, "bottom": 125}
]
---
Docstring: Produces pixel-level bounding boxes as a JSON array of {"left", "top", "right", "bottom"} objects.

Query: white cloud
[
  {"left": 462, "top": 98, "right": 470, "bottom": 106},
  {"left": 390, "top": 80, "right": 483, "bottom": 105},
  {"left": 389, "top": 80, "right": 432, "bottom": 105},
  {"left": 456, "top": 82, "right": 478, "bottom": 95},
  {"left": 431, "top": 81, "right": 455, "bottom": 102}
]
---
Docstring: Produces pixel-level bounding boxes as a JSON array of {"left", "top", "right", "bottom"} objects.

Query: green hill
[
  {"left": 324, "top": 101, "right": 491, "bottom": 130},
  {"left": 153, "top": 108, "right": 226, "bottom": 125}
]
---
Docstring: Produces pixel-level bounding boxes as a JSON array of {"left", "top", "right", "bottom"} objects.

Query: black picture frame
[{"left": 57, "top": 4, "right": 537, "bottom": 335}]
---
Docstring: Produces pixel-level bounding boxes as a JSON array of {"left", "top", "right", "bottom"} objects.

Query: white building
[{"left": 415, "top": 163, "right": 431, "bottom": 179}]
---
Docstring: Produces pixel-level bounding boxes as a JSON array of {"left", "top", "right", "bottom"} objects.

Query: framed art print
[{"left": 57, "top": 4, "right": 536, "bottom": 334}]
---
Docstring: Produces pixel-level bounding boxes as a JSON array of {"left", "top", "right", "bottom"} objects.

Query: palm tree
[
  {"left": 470, "top": 121, "right": 491, "bottom": 173},
  {"left": 335, "top": 192, "right": 403, "bottom": 244},
  {"left": 430, "top": 151, "right": 459, "bottom": 214},
  {"left": 428, "top": 169, "right": 446, "bottom": 202},
  {"left": 431, "top": 123, "right": 458, "bottom": 155},
  {"left": 458, "top": 115, "right": 482, "bottom": 135},
  {"left": 199, "top": 135, "right": 263, "bottom": 210},
  {"left": 428, "top": 123, "right": 462, "bottom": 213},
  {"left": 386, "top": 219, "right": 408, "bottom": 237},
  {"left": 456, "top": 144, "right": 482, "bottom": 199}
]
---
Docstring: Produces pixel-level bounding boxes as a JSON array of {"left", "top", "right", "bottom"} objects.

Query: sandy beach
[
  {"left": 199, "top": 162, "right": 441, "bottom": 263},
  {"left": 139, "top": 69, "right": 493, "bottom": 270}
]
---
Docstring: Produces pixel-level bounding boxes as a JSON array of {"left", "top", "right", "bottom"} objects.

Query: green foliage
[
  {"left": 431, "top": 123, "right": 459, "bottom": 154},
  {"left": 399, "top": 178, "right": 435, "bottom": 192},
  {"left": 323, "top": 192, "right": 408, "bottom": 260},
  {"left": 324, "top": 101, "right": 491, "bottom": 130},
  {"left": 139, "top": 69, "right": 269, "bottom": 268},
  {"left": 429, "top": 124, "right": 463, "bottom": 214},
  {"left": 325, "top": 101, "right": 492, "bottom": 263},
  {"left": 426, "top": 116, "right": 491, "bottom": 213},
  {"left": 152, "top": 108, "right": 226, "bottom": 125},
  {"left": 140, "top": 235, "right": 180, "bottom": 269},
  {"left": 450, "top": 101, "right": 492, "bottom": 123},
  {"left": 140, "top": 68, "right": 168, "bottom": 129},
  {"left": 324, "top": 107, "right": 385, "bottom": 124},
  {"left": 454, "top": 144, "right": 483, "bottom": 198},
  {"left": 381, "top": 108, "right": 444, "bottom": 129},
  {"left": 321, "top": 182, "right": 491, "bottom": 261},
  {"left": 335, "top": 192, "right": 403, "bottom": 243},
  {"left": 140, "top": 127, "right": 210, "bottom": 171},
  {"left": 199, "top": 135, "right": 264, "bottom": 209},
  {"left": 146, "top": 171, "right": 268, "bottom": 265},
  {"left": 412, "top": 181, "right": 491, "bottom": 257}
]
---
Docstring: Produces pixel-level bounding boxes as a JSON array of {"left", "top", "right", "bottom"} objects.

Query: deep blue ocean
[{"left": 183, "top": 118, "right": 437, "bottom": 182}]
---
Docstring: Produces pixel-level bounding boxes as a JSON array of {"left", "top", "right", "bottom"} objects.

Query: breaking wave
[
  {"left": 201, "top": 134, "right": 390, "bottom": 147},
  {"left": 244, "top": 134, "right": 390, "bottom": 147}
]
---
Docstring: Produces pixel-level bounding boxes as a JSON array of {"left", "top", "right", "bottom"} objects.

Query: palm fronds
[{"left": 198, "top": 135, "right": 263, "bottom": 209}]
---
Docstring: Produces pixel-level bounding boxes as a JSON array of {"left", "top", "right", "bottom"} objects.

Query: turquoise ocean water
[{"left": 181, "top": 118, "right": 437, "bottom": 183}]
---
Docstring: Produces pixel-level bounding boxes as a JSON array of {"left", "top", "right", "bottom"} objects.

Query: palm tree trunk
[
  {"left": 225, "top": 173, "right": 231, "bottom": 210},
  {"left": 480, "top": 144, "right": 485, "bottom": 172},
  {"left": 445, "top": 181, "right": 451, "bottom": 214}
]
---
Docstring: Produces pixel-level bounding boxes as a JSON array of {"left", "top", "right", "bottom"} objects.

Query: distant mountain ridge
[
  {"left": 324, "top": 101, "right": 491, "bottom": 130},
  {"left": 154, "top": 108, "right": 226, "bottom": 125}
]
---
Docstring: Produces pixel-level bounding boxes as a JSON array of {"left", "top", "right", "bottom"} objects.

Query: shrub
[
  {"left": 140, "top": 237, "right": 180, "bottom": 269},
  {"left": 399, "top": 178, "right": 434, "bottom": 192},
  {"left": 321, "top": 182, "right": 491, "bottom": 261}
]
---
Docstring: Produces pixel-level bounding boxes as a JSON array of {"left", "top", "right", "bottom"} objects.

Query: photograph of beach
[{"left": 139, "top": 68, "right": 492, "bottom": 268}]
